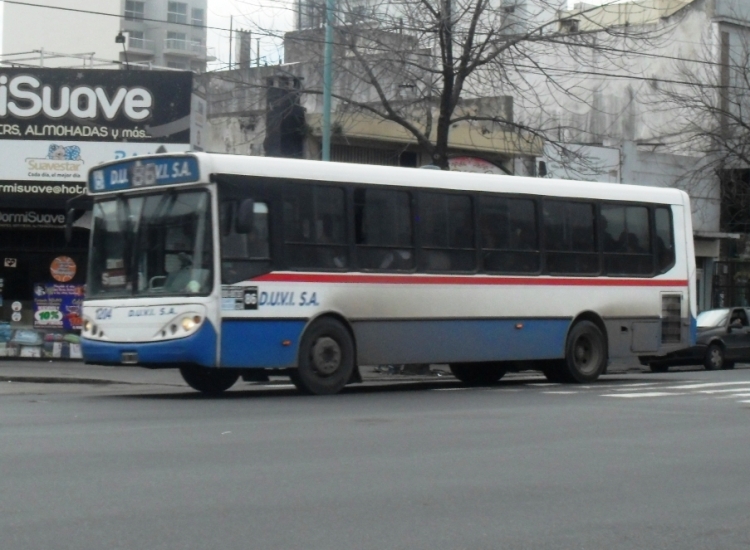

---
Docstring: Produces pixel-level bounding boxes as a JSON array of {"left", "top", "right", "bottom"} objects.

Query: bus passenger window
[
  {"left": 655, "top": 207, "right": 675, "bottom": 273},
  {"left": 283, "top": 184, "right": 348, "bottom": 270},
  {"left": 418, "top": 192, "right": 475, "bottom": 272},
  {"left": 480, "top": 196, "right": 539, "bottom": 273},
  {"left": 601, "top": 204, "right": 653, "bottom": 276},
  {"left": 354, "top": 188, "right": 414, "bottom": 270},
  {"left": 220, "top": 200, "right": 271, "bottom": 284},
  {"left": 543, "top": 201, "right": 599, "bottom": 275}
]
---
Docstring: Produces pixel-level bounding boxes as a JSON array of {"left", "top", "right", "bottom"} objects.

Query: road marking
[
  {"left": 718, "top": 393, "right": 750, "bottom": 398},
  {"left": 601, "top": 392, "right": 687, "bottom": 398},
  {"left": 528, "top": 383, "right": 560, "bottom": 387},
  {"left": 697, "top": 388, "right": 750, "bottom": 394},
  {"left": 543, "top": 391, "right": 579, "bottom": 395},
  {"left": 664, "top": 381, "right": 750, "bottom": 390}
]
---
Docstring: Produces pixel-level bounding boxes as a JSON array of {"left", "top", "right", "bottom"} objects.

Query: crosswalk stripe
[
  {"left": 601, "top": 392, "right": 686, "bottom": 398},
  {"left": 664, "top": 381, "right": 750, "bottom": 390}
]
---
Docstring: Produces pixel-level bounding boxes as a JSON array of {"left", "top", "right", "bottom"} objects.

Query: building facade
[{"left": 120, "top": 0, "right": 210, "bottom": 71}]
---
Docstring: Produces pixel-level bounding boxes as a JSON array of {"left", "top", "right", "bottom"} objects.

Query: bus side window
[
  {"left": 283, "top": 184, "right": 348, "bottom": 270},
  {"left": 480, "top": 196, "right": 539, "bottom": 273},
  {"left": 601, "top": 204, "right": 653, "bottom": 276},
  {"left": 219, "top": 200, "right": 271, "bottom": 284},
  {"left": 655, "top": 207, "right": 675, "bottom": 273},
  {"left": 354, "top": 187, "right": 414, "bottom": 270},
  {"left": 418, "top": 192, "right": 476, "bottom": 272},
  {"left": 543, "top": 200, "right": 599, "bottom": 275}
]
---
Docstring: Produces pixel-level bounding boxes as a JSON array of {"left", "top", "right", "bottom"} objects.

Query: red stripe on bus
[{"left": 254, "top": 273, "right": 688, "bottom": 287}]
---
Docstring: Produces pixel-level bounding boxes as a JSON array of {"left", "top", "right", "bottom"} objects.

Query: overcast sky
[{"left": 207, "top": 0, "right": 294, "bottom": 69}]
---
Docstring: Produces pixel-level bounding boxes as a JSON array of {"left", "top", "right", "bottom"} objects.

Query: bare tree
[{"left": 211, "top": 0, "right": 683, "bottom": 170}]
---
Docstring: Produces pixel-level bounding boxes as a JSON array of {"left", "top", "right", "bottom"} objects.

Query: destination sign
[{"left": 88, "top": 156, "right": 200, "bottom": 193}]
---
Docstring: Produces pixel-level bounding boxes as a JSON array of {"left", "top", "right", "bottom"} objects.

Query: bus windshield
[{"left": 87, "top": 190, "right": 213, "bottom": 299}]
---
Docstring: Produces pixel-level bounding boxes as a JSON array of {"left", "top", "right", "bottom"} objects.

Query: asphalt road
[{"left": 1, "top": 362, "right": 749, "bottom": 550}]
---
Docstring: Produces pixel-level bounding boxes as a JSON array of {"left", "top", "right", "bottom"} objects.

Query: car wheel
[
  {"left": 649, "top": 362, "right": 669, "bottom": 373},
  {"left": 290, "top": 318, "right": 354, "bottom": 395},
  {"left": 449, "top": 363, "right": 506, "bottom": 385},
  {"left": 704, "top": 343, "right": 725, "bottom": 371},
  {"left": 179, "top": 365, "right": 239, "bottom": 395}
]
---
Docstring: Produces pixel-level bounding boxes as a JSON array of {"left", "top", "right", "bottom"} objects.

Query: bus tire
[
  {"left": 291, "top": 318, "right": 354, "bottom": 395},
  {"left": 561, "top": 321, "right": 607, "bottom": 383},
  {"left": 449, "top": 363, "right": 506, "bottom": 385},
  {"left": 179, "top": 365, "right": 239, "bottom": 395}
]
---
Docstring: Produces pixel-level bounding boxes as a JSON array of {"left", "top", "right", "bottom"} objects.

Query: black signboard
[{"left": 0, "top": 69, "right": 192, "bottom": 143}]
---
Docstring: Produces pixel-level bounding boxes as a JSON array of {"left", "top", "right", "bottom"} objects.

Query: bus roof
[
  {"left": 197, "top": 153, "right": 687, "bottom": 205},
  {"left": 91, "top": 152, "right": 688, "bottom": 205}
]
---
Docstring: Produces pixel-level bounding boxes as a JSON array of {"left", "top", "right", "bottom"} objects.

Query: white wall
[{"left": 2, "top": 0, "right": 120, "bottom": 67}]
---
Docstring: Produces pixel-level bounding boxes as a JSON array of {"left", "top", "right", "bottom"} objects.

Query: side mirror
[
  {"left": 65, "top": 208, "right": 75, "bottom": 243},
  {"left": 235, "top": 199, "right": 255, "bottom": 234}
]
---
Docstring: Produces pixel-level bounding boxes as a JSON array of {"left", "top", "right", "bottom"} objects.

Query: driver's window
[{"left": 730, "top": 309, "right": 748, "bottom": 326}]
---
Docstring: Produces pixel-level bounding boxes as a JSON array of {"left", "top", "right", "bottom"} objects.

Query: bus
[{"left": 79, "top": 153, "right": 696, "bottom": 395}]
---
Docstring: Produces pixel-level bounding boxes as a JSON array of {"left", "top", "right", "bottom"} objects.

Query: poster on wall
[{"left": 33, "top": 283, "right": 84, "bottom": 331}]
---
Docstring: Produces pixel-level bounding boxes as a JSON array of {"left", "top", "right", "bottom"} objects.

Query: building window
[
  {"left": 167, "top": 2, "right": 188, "bottom": 24},
  {"left": 124, "top": 0, "right": 145, "bottom": 21},
  {"left": 128, "top": 30, "right": 145, "bottom": 49},
  {"left": 191, "top": 8, "right": 205, "bottom": 27},
  {"left": 167, "top": 61, "right": 188, "bottom": 69}
]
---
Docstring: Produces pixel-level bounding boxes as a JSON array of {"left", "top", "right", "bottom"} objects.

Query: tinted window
[
  {"left": 220, "top": 200, "right": 271, "bottom": 284},
  {"left": 283, "top": 184, "right": 348, "bottom": 269},
  {"left": 355, "top": 188, "right": 414, "bottom": 270},
  {"left": 601, "top": 205, "right": 653, "bottom": 275},
  {"left": 480, "top": 196, "right": 539, "bottom": 273},
  {"left": 419, "top": 193, "right": 475, "bottom": 272},
  {"left": 655, "top": 207, "right": 675, "bottom": 273},
  {"left": 543, "top": 201, "right": 598, "bottom": 274}
]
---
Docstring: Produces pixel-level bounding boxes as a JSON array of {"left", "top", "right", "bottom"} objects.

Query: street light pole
[{"left": 322, "top": 0, "right": 335, "bottom": 161}]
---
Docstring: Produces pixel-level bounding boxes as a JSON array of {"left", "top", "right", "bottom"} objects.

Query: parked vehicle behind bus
[{"left": 79, "top": 153, "right": 697, "bottom": 395}]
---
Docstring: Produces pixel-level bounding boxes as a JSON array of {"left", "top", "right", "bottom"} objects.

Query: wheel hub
[
  {"left": 573, "top": 335, "right": 599, "bottom": 375},
  {"left": 311, "top": 337, "right": 341, "bottom": 376}
]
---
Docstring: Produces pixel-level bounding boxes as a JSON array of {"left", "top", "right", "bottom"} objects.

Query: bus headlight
[
  {"left": 181, "top": 315, "right": 202, "bottom": 331},
  {"left": 83, "top": 319, "right": 94, "bottom": 334}
]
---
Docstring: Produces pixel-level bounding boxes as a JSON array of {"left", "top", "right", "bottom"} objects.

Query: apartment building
[{"left": 121, "top": 0, "right": 210, "bottom": 71}]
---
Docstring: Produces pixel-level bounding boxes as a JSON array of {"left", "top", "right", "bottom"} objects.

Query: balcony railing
[
  {"left": 127, "top": 36, "right": 155, "bottom": 53},
  {"left": 163, "top": 38, "right": 207, "bottom": 58}
]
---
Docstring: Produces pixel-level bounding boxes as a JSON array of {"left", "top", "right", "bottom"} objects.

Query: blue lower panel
[
  {"left": 354, "top": 319, "right": 571, "bottom": 365},
  {"left": 81, "top": 322, "right": 217, "bottom": 368},
  {"left": 220, "top": 319, "right": 306, "bottom": 368}
]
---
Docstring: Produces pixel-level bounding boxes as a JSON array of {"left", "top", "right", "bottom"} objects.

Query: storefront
[{"left": 0, "top": 67, "right": 195, "bottom": 358}]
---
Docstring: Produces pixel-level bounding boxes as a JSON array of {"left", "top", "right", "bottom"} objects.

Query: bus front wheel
[
  {"left": 450, "top": 363, "right": 506, "bottom": 385},
  {"left": 179, "top": 365, "right": 239, "bottom": 395},
  {"left": 561, "top": 321, "right": 607, "bottom": 383},
  {"left": 291, "top": 318, "right": 355, "bottom": 395}
]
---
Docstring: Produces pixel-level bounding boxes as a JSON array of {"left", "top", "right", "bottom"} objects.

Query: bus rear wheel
[
  {"left": 290, "top": 318, "right": 354, "bottom": 395},
  {"left": 560, "top": 321, "right": 607, "bottom": 383},
  {"left": 179, "top": 365, "right": 239, "bottom": 395},
  {"left": 449, "top": 363, "right": 506, "bottom": 385}
]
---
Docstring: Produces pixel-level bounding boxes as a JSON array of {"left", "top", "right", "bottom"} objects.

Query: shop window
[{"left": 354, "top": 188, "right": 414, "bottom": 270}]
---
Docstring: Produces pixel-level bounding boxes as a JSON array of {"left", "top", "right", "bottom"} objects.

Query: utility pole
[
  {"left": 229, "top": 15, "right": 233, "bottom": 69},
  {"left": 322, "top": 0, "right": 335, "bottom": 161}
]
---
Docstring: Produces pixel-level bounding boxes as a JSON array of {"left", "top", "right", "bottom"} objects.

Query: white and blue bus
[{"left": 80, "top": 153, "right": 696, "bottom": 394}]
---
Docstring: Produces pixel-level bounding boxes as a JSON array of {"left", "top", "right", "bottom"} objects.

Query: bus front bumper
[{"left": 81, "top": 321, "right": 217, "bottom": 368}]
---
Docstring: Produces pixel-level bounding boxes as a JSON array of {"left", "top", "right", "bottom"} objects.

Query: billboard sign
[{"left": 0, "top": 69, "right": 193, "bottom": 185}]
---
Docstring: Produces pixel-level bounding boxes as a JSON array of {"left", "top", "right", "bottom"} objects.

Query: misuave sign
[{"left": 0, "top": 69, "right": 192, "bottom": 143}]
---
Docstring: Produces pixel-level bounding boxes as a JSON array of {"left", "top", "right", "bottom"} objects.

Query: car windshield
[
  {"left": 696, "top": 309, "right": 729, "bottom": 328},
  {"left": 87, "top": 190, "right": 213, "bottom": 298}
]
